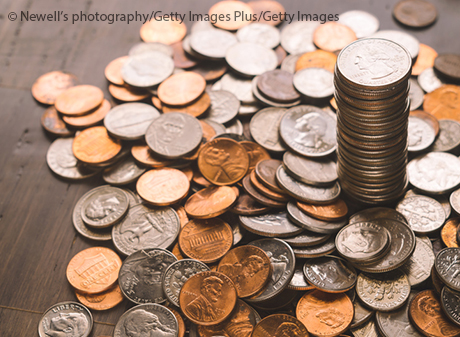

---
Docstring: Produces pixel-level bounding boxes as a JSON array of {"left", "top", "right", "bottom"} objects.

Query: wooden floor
[{"left": 0, "top": 0, "right": 459, "bottom": 335}]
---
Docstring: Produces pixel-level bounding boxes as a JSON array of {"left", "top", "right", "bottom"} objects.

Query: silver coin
[
  {"left": 239, "top": 103, "right": 261, "bottom": 116},
  {"left": 431, "top": 119, "right": 460, "bottom": 152},
  {"left": 236, "top": 23, "right": 280, "bottom": 49},
  {"left": 121, "top": 51, "right": 174, "bottom": 88},
  {"left": 399, "top": 237, "right": 435, "bottom": 287},
  {"left": 280, "top": 53, "right": 301, "bottom": 74},
  {"left": 276, "top": 166, "right": 341, "bottom": 204},
  {"left": 79, "top": 185, "right": 129, "bottom": 228},
  {"left": 356, "top": 270, "right": 411, "bottom": 312},
  {"left": 292, "top": 236, "right": 336, "bottom": 258},
  {"left": 112, "top": 204, "right": 180, "bottom": 256},
  {"left": 104, "top": 103, "right": 160, "bottom": 140},
  {"left": 288, "top": 264, "right": 313, "bottom": 290},
  {"left": 435, "top": 247, "right": 460, "bottom": 292},
  {"left": 205, "top": 90, "right": 240, "bottom": 124},
  {"left": 225, "top": 42, "right": 278, "bottom": 77},
  {"left": 371, "top": 30, "right": 420, "bottom": 60},
  {"left": 417, "top": 67, "right": 445, "bottom": 93},
  {"left": 239, "top": 212, "right": 303, "bottom": 238},
  {"left": 124, "top": 188, "right": 144, "bottom": 207},
  {"left": 396, "top": 195, "right": 446, "bottom": 234},
  {"left": 349, "top": 207, "right": 408, "bottom": 225},
  {"left": 450, "top": 188, "right": 460, "bottom": 215},
  {"left": 252, "top": 75, "right": 302, "bottom": 108},
  {"left": 280, "top": 105, "right": 337, "bottom": 158},
  {"left": 351, "top": 299, "right": 374, "bottom": 329},
  {"left": 218, "top": 73, "right": 257, "bottom": 104},
  {"left": 441, "top": 286, "right": 460, "bottom": 327},
  {"left": 338, "top": 10, "right": 379, "bottom": 38},
  {"left": 408, "top": 115, "right": 436, "bottom": 152},
  {"left": 408, "top": 152, "right": 460, "bottom": 194},
  {"left": 190, "top": 29, "right": 237, "bottom": 59},
  {"left": 280, "top": 21, "right": 318, "bottom": 55},
  {"left": 119, "top": 248, "right": 177, "bottom": 304},
  {"left": 113, "top": 303, "right": 178, "bottom": 337},
  {"left": 191, "top": 20, "right": 216, "bottom": 34},
  {"left": 47, "top": 137, "right": 99, "bottom": 180},
  {"left": 129, "top": 42, "right": 174, "bottom": 57},
  {"left": 38, "top": 301, "right": 93, "bottom": 337},
  {"left": 409, "top": 78, "right": 424, "bottom": 111},
  {"left": 293, "top": 68, "right": 334, "bottom": 99},
  {"left": 283, "top": 151, "right": 337, "bottom": 186},
  {"left": 103, "top": 155, "right": 146, "bottom": 186},
  {"left": 282, "top": 231, "right": 330, "bottom": 247},
  {"left": 204, "top": 119, "right": 227, "bottom": 136},
  {"left": 351, "top": 319, "right": 381, "bottom": 337},
  {"left": 181, "top": 35, "right": 208, "bottom": 61},
  {"left": 249, "top": 107, "right": 287, "bottom": 152},
  {"left": 145, "top": 112, "right": 203, "bottom": 159},
  {"left": 162, "top": 259, "right": 210, "bottom": 307},
  {"left": 225, "top": 118, "right": 243, "bottom": 135}
]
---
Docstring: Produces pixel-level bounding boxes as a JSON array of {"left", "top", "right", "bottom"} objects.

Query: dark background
[{"left": 0, "top": 0, "right": 459, "bottom": 335}]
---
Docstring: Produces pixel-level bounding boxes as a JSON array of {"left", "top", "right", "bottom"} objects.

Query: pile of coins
[{"left": 30, "top": 0, "right": 460, "bottom": 336}]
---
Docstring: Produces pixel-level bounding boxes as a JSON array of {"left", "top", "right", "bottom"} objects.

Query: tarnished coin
[
  {"left": 140, "top": 18, "right": 186, "bottom": 44},
  {"left": 119, "top": 248, "right": 177, "bottom": 304},
  {"left": 297, "top": 290, "right": 353, "bottom": 337},
  {"left": 441, "top": 286, "right": 460, "bottom": 327},
  {"left": 129, "top": 42, "right": 174, "bottom": 57},
  {"left": 393, "top": 0, "right": 437, "bottom": 27},
  {"left": 240, "top": 212, "right": 303, "bottom": 238},
  {"left": 400, "top": 237, "right": 435, "bottom": 287},
  {"left": 236, "top": 23, "right": 280, "bottom": 49},
  {"left": 257, "top": 70, "right": 301, "bottom": 103},
  {"left": 294, "top": 67, "right": 334, "bottom": 99},
  {"left": 158, "top": 72, "right": 206, "bottom": 106},
  {"left": 371, "top": 30, "right": 420, "bottom": 60},
  {"left": 205, "top": 90, "right": 240, "bottom": 124},
  {"left": 357, "top": 270, "right": 410, "bottom": 312},
  {"left": 230, "top": 190, "right": 270, "bottom": 215},
  {"left": 338, "top": 10, "right": 379, "bottom": 38},
  {"left": 434, "top": 54, "right": 460, "bottom": 82},
  {"left": 55, "top": 85, "right": 104, "bottom": 116},
  {"left": 283, "top": 152, "right": 337, "bottom": 186},
  {"left": 442, "top": 218, "right": 460, "bottom": 248},
  {"left": 435, "top": 247, "right": 460, "bottom": 292},
  {"left": 162, "top": 259, "right": 210, "bottom": 307},
  {"left": 185, "top": 186, "right": 239, "bottom": 219},
  {"left": 225, "top": 42, "right": 278, "bottom": 77},
  {"left": 413, "top": 43, "right": 438, "bottom": 76},
  {"left": 418, "top": 67, "right": 446, "bottom": 93},
  {"left": 280, "top": 21, "right": 318, "bottom": 55},
  {"left": 431, "top": 119, "right": 460, "bottom": 152},
  {"left": 252, "top": 314, "right": 309, "bottom": 337},
  {"left": 179, "top": 218, "right": 233, "bottom": 264},
  {"left": 108, "top": 83, "right": 151, "bottom": 102},
  {"left": 32, "top": 71, "right": 78, "bottom": 105},
  {"left": 396, "top": 195, "right": 445, "bottom": 234},
  {"left": 351, "top": 300, "right": 374, "bottom": 329},
  {"left": 75, "top": 284, "right": 123, "bottom": 311},
  {"left": 179, "top": 271, "right": 237, "bottom": 326},
  {"left": 145, "top": 112, "right": 203, "bottom": 159},
  {"left": 313, "top": 22, "right": 357, "bottom": 52},
  {"left": 292, "top": 236, "right": 337, "bottom": 259},
  {"left": 41, "top": 106, "right": 74, "bottom": 136},
  {"left": 304, "top": 256, "right": 357, "bottom": 293},
  {"left": 113, "top": 303, "right": 179, "bottom": 337},
  {"left": 66, "top": 247, "right": 121, "bottom": 294},
  {"left": 190, "top": 29, "right": 237, "bottom": 59},
  {"left": 297, "top": 199, "right": 348, "bottom": 221},
  {"left": 72, "top": 126, "right": 122, "bottom": 165},
  {"left": 250, "top": 107, "right": 287, "bottom": 152},
  {"left": 38, "top": 302, "right": 93, "bottom": 337},
  {"left": 424, "top": 85, "right": 460, "bottom": 122},
  {"left": 63, "top": 99, "right": 111, "bottom": 129},
  {"left": 112, "top": 204, "right": 180, "bottom": 256}
]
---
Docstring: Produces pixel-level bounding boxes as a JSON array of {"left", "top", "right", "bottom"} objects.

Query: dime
[
  {"left": 75, "top": 284, "right": 124, "bottom": 311},
  {"left": 424, "top": 85, "right": 460, "bottom": 122},
  {"left": 418, "top": 67, "right": 446, "bottom": 93},
  {"left": 288, "top": 264, "right": 315, "bottom": 291},
  {"left": 179, "top": 271, "right": 237, "bottom": 325},
  {"left": 32, "top": 71, "right": 78, "bottom": 105},
  {"left": 225, "top": 42, "right": 278, "bottom": 77},
  {"left": 162, "top": 92, "right": 211, "bottom": 118},
  {"left": 252, "top": 314, "right": 308, "bottom": 337},
  {"left": 129, "top": 42, "right": 174, "bottom": 57},
  {"left": 63, "top": 99, "right": 111, "bottom": 129},
  {"left": 108, "top": 83, "right": 150, "bottom": 101},
  {"left": 396, "top": 195, "right": 445, "bottom": 234},
  {"left": 179, "top": 218, "right": 233, "bottom": 263},
  {"left": 104, "top": 56, "right": 128, "bottom": 85},
  {"left": 412, "top": 44, "right": 438, "bottom": 76},
  {"left": 250, "top": 107, "right": 287, "bottom": 152},
  {"left": 296, "top": 290, "right": 353, "bottom": 337},
  {"left": 280, "top": 21, "right": 318, "bottom": 55},
  {"left": 442, "top": 218, "right": 460, "bottom": 248},
  {"left": 257, "top": 70, "right": 301, "bottom": 103},
  {"left": 283, "top": 151, "right": 338, "bottom": 186},
  {"left": 393, "top": 0, "right": 437, "bottom": 27},
  {"left": 230, "top": 190, "right": 270, "bottom": 215},
  {"left": 338, "top": 10, "right": 379, "bottom": 38},
  {"left": 240, "top": 212, "right": 303, "bottom": 238},
  {"left": 140, "top": 18, "right": 186, "bottom": 44},
  {"left": 294, "top": 67, "right": 334, "bottom": 99},
  {"left": 351, "top": 300, "right": 374, "bottom": 329},
  {"left": 55, "top": 85, "right": 104, "bottom": 116},
  {"left": 72, "top": 126, "right": 122, "bottom": 165},
  {"left": 205, "top": 90, "right": 240, "bottom": 124},
  {"left": 158, "top": 72, "right": 206, "bottom": 106},
  {"left": 434, "top": 54, "right": 460, "bottom": 82},
  {"left": 190, "top": 29, "right": 237, "bottom": 59},
  {"left": 66, "top": 247, "right": 121, "bottom": 294},
  {"left": 185, "top": 186, "right": 239, "bottom": 219},
  {"left": 441, "top": 286, "right": 460, "bottom": 327},
  {"left": 400, "top": 237, "right": 435, "bottom": 287},
  {"left": 236, "top": 23, "right": 280, "bottom": 49},
  {"left": 41, "top": 106, "right": 74, "bottom": 136},
  {"left": 292, "top": 236, "right": 337, "bottom": 258},
  {"left": 313, "top": 22, "right": 357, "bottom": 52},
  {"left": 435, "top": 247, "right": 460, "bottom": 292},
  {"left": 371, "top": 30, "right": 420, "bottom": 60},
  {"left": 297, "top": 199, "right": 348, "bottom": 221},
  {"left": 38, "top": 302, "right": 92, "bottom": 337},
  {"left": 431, "top": 119, "right": 460, "bottom": 152}
]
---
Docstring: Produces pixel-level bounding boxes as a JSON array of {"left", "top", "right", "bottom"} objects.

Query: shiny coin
[
  {"left": 225, "top": 42, "right": 278, "bottom": 77},
  {"left": 250, "top": 107, "right": 287, "bottom": 152},
  {"left": 292, "top": 236, "right": 337, "bottom": 259},
  {"left": 283, "top": 231, "right": 331, "bottom": 248},
  {"left": 108, "top": 83, "right": 150, "bottom": 101},
  {"left": 75, "top": 284, "right": 123, "bottom": 311},
  {"left": 288, "top": 264, "right": 315, "bottom": 291},
  {"left": 393, "top": 0, "right": 438, "bottom": 28},
  {"left": 72, "top": 126, "right": 122, "bottom": 165},
  {"left": 434, "top": 54, "right": 460, "bottom": 82},
  {"left": 313, "top": 22, "right": 357, "bottom": 52},
  {"left": 38, "top": 302, "right": 92, "bottom": 337},
  {"left": 205, "top": 90, "right": 240, "bottom": 124},
  {"left": 294, "top": 67, "right": 334, "bottom": 99},
  {"left": 252, "top": 314, "right": 309, "bottom": 337},
  {"left": 55, "top": 85, "right": 104, "bottom": 116},
  {"left": 431, "top": 119, "right": 460, "bottom": 152},
  {"left": 441, "top": 286, "right": 460, "bottom": 327},
  {"left": 158, "top": 72, "right": 206, "bottom": 106},
  {"left": 140, "top": 18, "right": 186, "bottom": 44},
  {"left": 32, "top": 71, "right": 78, "bottom": 105},
  {"left": 190, "top": 29, "right": 237, "bottom": 59},
  {"left": 283, "top": 151, "right": 337, "bottom": 186},
  {"left": 349, "top": 207, "right": 408, "bottom": 225},
  {"left": 63, "top": 99, "right": 111, "bottom": 129},
  {"left": 280, "top": 21, "right": 318, "bottom": 55},
  {"left": 41, "top": 106, "right": 74, "bottom": 136},
  {"left": 103, "top": 156, "right": 146, "bottom": 186},
  {"left": 441, "top": 218, "right": 460, "bottom": 248},
  {"left": 413, "top": 44, "right": 438, "bottom": 76},
  {"left": 338, "top": 10, "right": 379, "bottom": 38},
  {"left": 371, "top": 30, "right": 420, "bottom": 60},
  {"left": 185, "top": 186, "right": 239, "bottom": 219},
  {"left": 236, "top": 23, "right": 280, "bottom": 49},
  {"left": 297, "top": 199, "right": 348, "bottom": 221},
  {"left": 418, "top": 67, "right": 445, "bottom": 93},
  {"left": 240, "top": 212, "right": 303, "bottom": 238},
  {"left": 400, "top": 237, "right": 435, "bottom": 287},
  {"left": 435, "top": 247, "right": 460, "bottom": 292},
  {"left": 396, "top": 195, "right": 445, "bottom": 234},
  {"left": 424, "top": 85, "right": 460, "bottom": 122},
  {"left": 257, "top": 69, "right": 301, "bottom": 103}
]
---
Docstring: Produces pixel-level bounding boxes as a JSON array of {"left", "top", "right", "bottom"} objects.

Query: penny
[
  {"left": 257, "top": 70, "right": 301, "bottom": 103},
  {"left": 103, "top": 156, "right": 146, "bottom": 186},
  {"left": 255, "top": 159, "right": 284, "bottom": 193},
  {"left": 205, "top": 90, "right": 240, "bottom": 124},
  {"left": 242, "top": 175, "right": 286, "bottom": 208},
  {"left": 66, "top": 247, "right": 121, "bottom": 294},
  {"left": 292, "top": 236, "right": 337, "bottom": 259},
  {"left": 113, "top": 303, "right": 179, "bottom": 337},
  {"left": 41, "top": 107, "right": 74, "bottom": 136},
  {"left": 129, "top": 42, "right": 174, "bottom": 57},
  {"left": 225, "top": 42, "right": 278, "bottom": 77},
  {"left": 396, "top": 195, "right": 445, "bottom": 234},
  {"left": 252, "top": 314, "right": 308, "bottom": 337},
  {"left": 208, "top": 1, "right": 253, "bottom": 31},
  {"left": 338, "top": 10, "right": 379, "bottom": 38},
  {"left": 38, "top": 302, "right": 93, "bottom": 337},
  {"left": 441, "top": 286, "right": 460, "bottom": 327},
  {"left": 296, "top": 50, "right": 337, "bottom": 73},
  {"left": 280, "top": 21, "right": 318, "bottom": 55},
  {"left": 171, "top": 41, "right": 197, "bottom": 69},
  {"left": 72, "top": 126, "right": 122, "bottom": 165},
  {"left": 296, "top": 290, "right": 353, "bottom": 337},
  {"left": 240, "top": 212, "right": 304, "bottom": 238},
  {"left": 283, "top": 152, "right": 338, "bottom": 187},
  {"left": 412, "top": 44, "right": 438, "bottom": 76},
  {"left": 236, "top": 22, "right": 280, "bottom": 49},
  {"left": 409, "top": 290, "right": 460, "bottom": 337},
  {"left": 190, "top": 29, "right": 238, "bottom": 60},
  {"left": 240, "top": 141, "right": 271, "bottom": 172},
  {"left": 313, "top": 22, "right": 357, "bottom": 52},
  {"left": 185, "top": 186, "right": 238, "bottom": 219},
  {"left": 435, "top": 247, "right": 460, "bottom": 292},
  {"left": 104, "top": 56, "right": 129, "bottom": 85},
  {"left": 247, "top": 0, "right": 285, "bottom": 26},
  {"left": 140, "top": 19, "right": 186, "bottom": 44},
  {"left": 400, "top": 237, "right": 435, "bottom": 287},
  {"left": 131, "top": 144, "right": 174, "bottom": 168},
  {"left": 371, "top": 30, "right": 420, "bottom": 60},
  {"left": 62, "top": 99, "right": 111, "bottom": 129},
  {"left": 145, "top": 112, "right": 203, "bottom": 159},
  {"left": 250, "top": 107, "right": 287, "bottom": 153},
  {"left": 442, "top": 218, "right": 460, "bottom": 248},
  {"left": 122, "top": 51, "right": 174, "bottom": 88},
  {"left": 162, "top": 92, "right": 210, "bottom": 118},
  {"left": 288, "top": 264, "right": 315, "bottom": 291},
  {"left": 431, "top": 119, "right": 460, "bottom": 152},
  {"left": 393, "top": 0, "right": 437, "bottom": 28},
  {"left": 112, "top": 204, "right": 180, "bottom": 256},
  {"left": 179, "top": 218, "right": 233, "bottom": 263},
  {"left": 55, "top": 85, "right": 104, "bottom": 116},
  {"left": 357, "top": 270, "right": 410, "bottom": 312},
  {"left": 75, "top": 284, "right": 124, "bottom": 311},
  {"left": 418, "top": 67, "right": 446, "bottom": 93},
  {"left": 32, "top": 71, "right": 78, "bottom": 105},
  {"left": 230, "top": 189, "right": 270, "bottom": 216},
  {"left": 351, "top": 300, "right": 374, "bottom": 329},
  {"left": 304, "top": 256, "right": 357, "bottom": 293},
  {"left": 108, "top": 84, "right": 150, "bottom": 102},
  {"left": 424, "top": 85, "right": 460, "bottom": 122},
  {"left": 297, "top": 199, "right": 348, "bottom": 222},
  {"left": 158, "top": 72, "right": 206, "bottom": 106},
  {"left": 250, "top": 170, "right": 288, "bottom": 201},
  {"left": 434, "top": 54, "right": 460, "bottom": 82}
]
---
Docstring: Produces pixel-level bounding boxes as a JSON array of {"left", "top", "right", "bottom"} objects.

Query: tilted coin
[
  {"left": 283, "top": 231, "right": 331, "bottom": 248},
  {"left": 72, "top": 126, "right": 122, "bottom": 165},
  {"left": 442, "top": 218, "right": 460, "bottom": 248},
  {"left": 240, "top": 141, "right": 271, "bottom": 172},
  {"left": 185, "top": 186, "right": 239, "bottom": 219},
  {"left": 371, "top": 30, "right": 420, "bottom": 60},
  {"left": 409, "top": 79, "right": 425, "bottom": 111},
  {"left": 418, "top": 67, "right": 446, "bottom": 93},
  {"left": 280, "top": 21, "right": 318, "bottom": 55},
  {"left": 393, "top": 0, "right": 438, "bottom": 28},
  {"left": 441, "top": 286, "right": 460, "bottom": 327},
  {"left": 435, "top": 247, "right": 460, "bottom": 292},
  {"left": 103, "top": 155, "right": 146, "bottom": 186},
  {"left": 38, "top": 301, "right": 93, "bottom": 337},
  {"left": 295, "top": 50, "right": 337, "bottom": 73},
  {"left": 348, "top": 207, "right": 408, "bottom": 226},
  {"left": 292, "top": 236, "right": 336, "bottom": 258},
  {"left": 293, "top": 67, "right": 334, "bottom": 99},
  {"left": 225, "top": 42, "right": 278, "bottom": 77},
  {"left": 119, "top": 248, "right": 177, "bottom": 304},
  {"left": 250, "top": 170, "right": 288, "bottom": 201},
  {"left": 424, "top": 85, "right": 460, "bottom": 122},
  {"left": 208, "top": 0, "right": 253, "bottom": 31},
  {"left": 396, "top": 195, "right": 445, "bottom": 234},
  {"left": 297, "top": 199, "right": 348, "bottom": 221},
  {"left": 313, "top": 22, "right": 357, "bottom": 52},
  {"left": 218, "top": 73, "right": 257, "bottom": 104},
  {"left": 288, "top": 264, "right": 315, "bottom": 291},
  {"left": 240, "top": 212, "right": 303, "bottom": 238},
  {"left": 242, "top": 175, "right": 286, "bottom": 208},
  {"left": 158, "top": 72, "right": 206, "bottom": 106},
  {"left": 129, "top": 42, "right": 174, "bottom": 57},
  {"left": 55, "top": 84, "right": 104, "bottom": 116},
  {"left": 108, "top": 83, "right": 151, "bottom": 102},
  {"left": 283, "top": 151, "right": 338, "bottom": 186},
  {"left": 32, "top": 71, "right": 78, "bottom": 105},
  {"left": 131, "top": 144, "right": 174, "bottom": 168},
  {"left": 104, "top": 56, "right": 128, "bottom": 85},
  {"left": 190, "top": 29, "right": 237, "bottom": 59},
  {"left": 252, "top": 75, "right": 302, "bottom": 108},
  {"left": 226, "top": 119, "right": 243, "bottom": 136},
  {"left": 63, "top": 99, "right": 111, "bottom": 129},
  {"left": 434, "top": 54, "right": 460, "bottom": 82},
  {"left": 75, "top": 284, "right": 124, "bottom": 311},
  {"left": 140, "top": 17, "right": 186, "bottom": 44},
  {"left": 205, "top": 90, "right": 240, "bottom": 124},
  {"left": 430, "top": 119, "right": 460, "bottom": 152},
  {"left": 191, "top": 62, "right": 227, "bottom": 82},
  {"left": 351, "top": 300, "right": 374, "bottom": 329},
  {"left": 255, "top": 159, "right": 285, "bottom": 193},
  {"left": 338, "top": 10, "right": 379, "bottom": 38},
  {"left": 350, "top": 319, "right": 380, "bottom": 337},
  {"left": 236, "top": 23, "right": 280, "bottom": 49},
  {"left": 408, "top": 115, "right": 436, "bottom": 152},
  {"left": 413, "top": 43, "right": 438, "bottom": 76},
  {"left": 171, "top": 41, "right": 198, "bottom": 69},
  {"left": 112, "top": 204, "right": 180, "bottom": 256},
  {"left": 400, "top": 237, "right": 435, "bottom": 287},
  {"left": 252, "top": 314, "right": 309, "bottom": 337},
  {"left": 41, "top": 106, "right": 74, "bottom": 136},
  {"left": 250, "top": 107, "right": 287, "bottom": 152},
  {"left": 257, "top": 69, "right": 301, "bottom": 103},
  {"left": 281, "top": 53, "right": 301, "bottom": 74}
]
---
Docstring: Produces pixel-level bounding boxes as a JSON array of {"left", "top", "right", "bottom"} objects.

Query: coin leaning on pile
[{"left": 31, "top": 0, "right": 460, "bottom": 336}]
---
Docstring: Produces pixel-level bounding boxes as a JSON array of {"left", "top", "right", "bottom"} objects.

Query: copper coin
[
  {"left": 275, "top": 45, "right": 287, "bottom": 66},
  {"left": 296, "top": 290, "right": 353, "bottom": 337},
  {"left": 198, "top": 138, "right": 249, "bottom": 186},
  {"left": 257, "top": 70, "right": 301, "bottom": 103},
  {"left": 441, "top": 218, "right": 460, "bottom": 248},
  {"left": 158, "top": 71, "right": 206, "bottom": 106},
  {"left": 250, "top": 171, "right": 289, "bottom": 202},
  {"left": 410, "top": 109, "right": 440, "bottom": 136},
  {"left": 208, "top": 1, "right": 253, "bottom": 31},
  {"left": 181, "top": 166, "right": 194, "bottom": 182},
  {"left": 179, "top": 271, "right": 237, "bottom": 325},
  {"left": 66, "top": 247, "right": 121, "bottom": 294},
  {"left": 167, "top": 306, "right": 186, "bottom": 337},
  {"left": 140, "top": 19, "right": 187, "bottom": 44},
  {"left": 75, "top": 284, "right": 123, "bottom": 310},
  {"left": 393, "top": 0, "right": 438, "bottom": 28},
  {"left": 137, "top": 168, "right": 190, "bottom": 206},
  {"left": 41, "top": 106, "right": 74, "bottom": 136},
  {"left": 191, "top": 62, "right": 228, "bottom": 82},
  {"left": 412, "top": 43, "right": 438, "bottom": 76},
  {"left": 193, "top": 168, "right": 213, "bottom": 187},
  {"left": 55, "top": 85, "right": 104, "bottom": 116},
  {"left": 297, "top": 199, "right": 348, "bottom": 221},
  {"left": 72, "top": 126, "right": 122, "bottom": 164},
  {"left": 174, "top": 205, "right": 189, "bottom": 228},
  {"left": 252, "top": 314, "right": 309, "bottom": 337},
  {"left": 185, "top": 186, "right": 239, "bottom": 219},
  {"left": 313, "top": 22, "right": 357, "bottom": 52},
  {"left": 231, "top": 189, "right": 271, "bottom": 215},
  {"left": 200, "top": 120, "right": 217, "bottom": 143},
  {"left": 409, "top": 290, "right": 460, "bottom": 337},
  {"left": 108, "top": 84, "right": 150, "bottom": 102},
  {"left": 255, "top": 159, "right": 285, "bottom": 194},
  {"left": 32, "top": 70, "right": 78, "bottom": 105},
  {"left": 423, "top": 85, "right": 460, "bottom": 122},
  {"left": 247, "top": 1, "right": 285, "bottom": 26},
  {"left": 104, "top": 56, "right": 128, "bottom": 85},
  {"left": 151, "top": 96, "right": 163, "bottom": 110},
  {"left": 179, "top": 218, "right": 233, "bottom": 263},
  {"left": 242, "top": 175, "right": 286, "bottom": 208},
  {"left": 240, "top": 141, "right": 271, "bottom": 172},
  {"left": 217, "top": 245, "right": 271, "bottom": 298},
  {"left": 172, "top": 242, "right": 185, "bottom": 260},
  {"left": 62, "top": 99, "right": 111, "bottom": 129},
  {"left": 434, "top": 54, "right": 460, "bottom": 82},
  {"left": 162, "top": 92, "right": 211, "bottom": 118},
  {"left": 330, "top": 97, "right": 338, "bottom": 111},
  {"left": 131, "top": 144, "right": 174, "bottom": 168},
  {"left": 295, "top": 50, "right": 338, "bottom": 73},
  {"left": 171, "top": 41, "right": 197, "bottom": 69}
]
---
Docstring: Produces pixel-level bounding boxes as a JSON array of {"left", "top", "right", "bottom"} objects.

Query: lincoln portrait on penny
[{"left": 185, "top": 276, "right": 225, "bottom": 322}]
